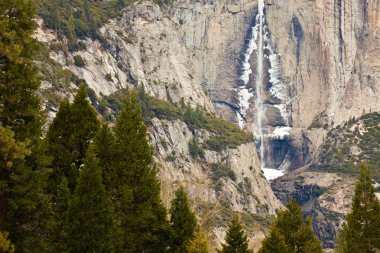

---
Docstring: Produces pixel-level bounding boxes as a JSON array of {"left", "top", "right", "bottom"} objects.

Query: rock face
[
  {"left": 261, "top": 0, "right": 380, "bottom": 166},
  {"left": 264, "top": 0, "right": 380, "bottom": 127}
]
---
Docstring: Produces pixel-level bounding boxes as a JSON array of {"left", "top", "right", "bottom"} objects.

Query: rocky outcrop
[{"left": 271, "top": 169, "right": 356, "bottom": 249}]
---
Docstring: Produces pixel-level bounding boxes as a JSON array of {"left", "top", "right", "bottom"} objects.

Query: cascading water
[
  {"left": 237, "top": 0, "right": 292, "bottom": 180},
  {"left": 256, "top": 0, "right": 265, "bottom": 170}
]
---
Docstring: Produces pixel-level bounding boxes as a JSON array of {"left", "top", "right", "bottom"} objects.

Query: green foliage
[
  {"left": 0, "top": 127, "right": 30, "bottom": 170},
  {"left": 102, "top": 89, "right": 169, "bottom": 252},
  {"left": 138, "top": 87, "right": 182, "bottom": 123},
  {"left": 335, "top": 163, "right": 380, "bottom": 252},
  {"left": 0, "top": 0, "right": 42, "bottom": 141},
  {"left": 259, "top": 225, "right": 290, "bottom": 253},
  {"left": 7, "top": 145, "right": 53, "bottom": 252},
  {"left": 186, "top": 230, "right": 209, "bottom": 253},
  {"left": 182, "top": 106, "right": 252, "bottom": 151},
  {"left": 169, "top": 187, "right": 197, "bottom": 253},
  {"left": 0, "top": 232, "right": 15, "bottom": 253},
  {"left": 93, "top": 124, "right": 115, "bottom": 191},
  {"left": 36, "top": 0, "right": 129, "bottom": 49},
  {"left": 0, "top": 127, "right": 30, "bottom": 232},
  {"left": 315, "top": 112, "right": 380, "bottom": 180},
  {"left": 189, "top": 139, "right": 205, "bottom": 160},
  {"left": 105, "top": 73, "right": 113, "bottom": 82},
  {"left": 211, "top": 163, "right": 236, "bottom": 182},
  {"left": 0, "top": 1, "right": 54, "bottom": 251},
  {"left": 335, "top": 223, "right": 348, "bottom": 253},
  {"left": 47, "top": 85, "right": 100, "bottom": 191},
  {"left": 36, "top": 43, "right": 83, "bottom": 108},
  {"left": 102, "top": 88, "right": 251, "bottom": 151},
  {"left": 274, "top": 199, "right": 322, "bottom": 253},
  {"left": 66, "top": 151, "right": 123, "bottom": 253},
  {"left": 73, "top": 55, "right": 86, "bottom": 67},
  {"left": 218, "top": 216, "right": 253, "bottom": 253}
]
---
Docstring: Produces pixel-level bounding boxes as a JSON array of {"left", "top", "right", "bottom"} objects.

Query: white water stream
[
  {"left": 256, "top": 0, "right": 265, "bottom": 170},
  {"left": 237, "top": 0, "right": 291, "bottom": 180}
]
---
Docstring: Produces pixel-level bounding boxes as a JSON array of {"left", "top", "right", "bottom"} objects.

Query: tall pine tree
[
  {"left": 186, "top": 229, "right": 209, "bottom": 253},
  {"left": 274, "top": 199, "right": 322, "bottom": 253},
  {"left": 46, "top": 85, "right": 99, "bottom": 251},
  {"left": 47, "top": 84, "right": 100, "bottom": 190},
  {"left": 66, "top": 151, "right": 122, "bottom": 253},
  {"left": 0, "top": 127, "right": 30, "bottom": 231},
  {"left": 169, "top": 186, "right": 197, "bottom": 253},
  {"left": 335, "top": 162, "right": 380, "bottom": 253},
  {"left": 110, "top": 89, "right": 169, "bottom": 252},
  {"left": 0, "top": 1, "right": 53, "bottom": 251},
  {"left": 0, "top": 0, "right": 42, "bottom": 141},
  {"left": 259, "top": 225, "right": 289, "bottom": 253},
  {"left": 93, "top": 123, "right": 115, "bottom": 190},
  {"left": 218, "top": 216, "right": 253, "bottom": 253}
]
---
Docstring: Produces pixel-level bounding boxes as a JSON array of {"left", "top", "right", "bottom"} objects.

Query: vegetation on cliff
[
  {"left": 314, "top": 112, "right": 380, "bottom": 180},
  {"left": 335, "top": 163, "right": 380, "bottom": 253}
]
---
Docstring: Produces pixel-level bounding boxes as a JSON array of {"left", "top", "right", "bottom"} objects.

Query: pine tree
[
  {"left": 66, "top": 151, "right": 122, "bottom": 253},
  {"left": 0, "top": 1, "right": 53, "bottom": 251},
  {"left": 0, "top": 127, "right": 30, "bottom": 230},
  {"left": 110, "top": 89, "right": 169, "bottom": 252},
  {"left": 259, "top": 225, "right": 289, "bottom": 253},
  {"left": 47, "top": 99, "right": 76, "bottom": 187},
  {"left": 335, "top": 223, "right": 348, "bottom": 253},
  {"left": 275, "top": 199, "right": 322, "bottom": 253},
  {"left": 335, "top": 162, "right": 380, "bottom": 253},
  {"left": 0, "top": 0, "right": 42, "bottom": 141},
  {"left": 186, "top": 230, "right": 209, "bottom": 253},
  {"left": 93, "top": 124, "right": 115, "bottom": 190},
  {"left": 69, "top": 85, "right": 100, "bottom": 170},
  {"left": 47, "top": 85, "right": 100, "bottom": 190},
  {"left": 7, "top": 143, "right": 53, "bottom": 252},
  {"left": 219, "top": 216, "right": 253, "bottom": 253},
  {"left": 169, "top": 186, "right": 197, "bottom": 253}
]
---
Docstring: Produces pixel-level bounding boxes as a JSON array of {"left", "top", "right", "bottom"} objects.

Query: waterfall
[
  {"left": 256, "top": 0, "right": 265, "bottom": 169},
  {"left": 237, "top": 0, "right": 291, "bottom": 181}
]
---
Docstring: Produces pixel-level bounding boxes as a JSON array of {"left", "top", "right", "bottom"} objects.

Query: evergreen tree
[
  {"left": 66, "top": 151, "right": 122, "bottom": 253},
  {"left": 93, "top": 124, "right": 115, "bottom": 190},
  {"left": 69, "top": 85, "right": 100, "bottom": 170},
  {"left": 47, "top": 99, "right": 75, "bottom": 187},
  {"left": 335, "top": 162, "right": 380, "bottom": 253},
  {"left": 111, "top": 89, "right": 169, "bottom": 252},
  {"left": 259, "top": 225, "right": 289, "bottom": 253},
  {"left": 186, "top": 230, "right": 209, "bottom": 253},
  {"left": 275, "top": 199, "right": 322, "bottom": 253},
  {"left": 335, "top": 223, "right": 348, "bottom": 253},
  {"left": 47, "top": 85, "right": 100, "bottom": 190},
  {"left": 0, "top": 1, "right": 53, "bottom": 251},
  {"left": 169, "top": 186, "right": 197, "bottom": 253},
  {"left": 0, "top": 127, "right": 30, "bottom": 230},
  {"left": 218, "top": 216, "right": 253, "bottom": 253},
  {"left": 7, "top": 143, "right": 53, "bottom": 252},
  {"left": 0, "top": 0, "right": 42, "bottom": 141}
]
